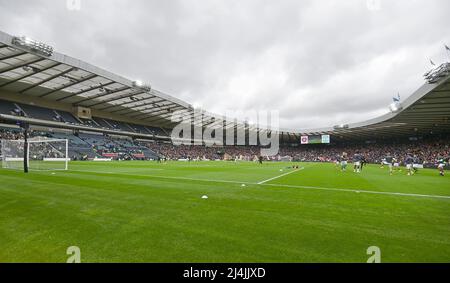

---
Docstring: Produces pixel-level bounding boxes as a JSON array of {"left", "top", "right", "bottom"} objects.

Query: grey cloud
[{"left": 0, "top": 0, "right": 449, "bottom": 129}]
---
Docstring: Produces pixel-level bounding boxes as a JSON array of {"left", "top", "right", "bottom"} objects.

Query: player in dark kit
[
  {"left": 404, "top": 154, "right": 414, "bottom": 176},
  {"left": 412, "top": 155, "right": 420, "bottom": 174},
  {"left": 340, "top": 152, "right": 348, "bottom": 172},
  {"left": 360, "top": 154, "right": 366, "bottom": 172},
  {"left": 335, "top": 154, "right": 341, "bottom": 169},
  {"left": 353, "top": 152, "right": 362, "bottom": 173}
]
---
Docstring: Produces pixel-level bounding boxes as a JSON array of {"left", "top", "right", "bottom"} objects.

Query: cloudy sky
[{"left": 0, "top": 0, "right": 449, "bottom": 130}]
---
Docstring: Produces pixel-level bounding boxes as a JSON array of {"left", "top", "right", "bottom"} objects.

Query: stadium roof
[
  {"left": 300, "top": 71, "right": 450, "bottom": 141},
  {"left": 0, "top": 31, "right": 197, "bottom": 128},
  {"left": 0, "top": 30, "right": 449, "bottom": 142}
]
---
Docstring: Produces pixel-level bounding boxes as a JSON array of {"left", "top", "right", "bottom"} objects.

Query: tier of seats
[{"left": 0, "top": 99, "right": 169, "bottom": 137}]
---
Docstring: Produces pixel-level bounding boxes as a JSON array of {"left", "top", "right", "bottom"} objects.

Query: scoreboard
[{"left": 300, "top": 135, "right": 330, "bottom": 144}]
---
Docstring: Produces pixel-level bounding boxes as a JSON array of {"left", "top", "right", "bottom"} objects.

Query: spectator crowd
[
  {"left": 146, "top": 137, "right": 449, "bottom": 166},
  {"left": 2, "top": 128, "right": 449, "bottom": 166}
]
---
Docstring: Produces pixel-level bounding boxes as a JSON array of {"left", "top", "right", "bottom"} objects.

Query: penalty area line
[{"left": 257, "top": 167, "right": 304, "bottom": 185}]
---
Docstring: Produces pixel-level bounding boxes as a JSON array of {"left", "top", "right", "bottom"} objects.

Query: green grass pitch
[{"left": 0, "top": 161, "right": 449, "bottom": 263}]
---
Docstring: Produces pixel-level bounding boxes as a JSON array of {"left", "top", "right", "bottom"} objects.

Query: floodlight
[
  {"left": 389, "top": 102, "right": 403, "bottom": 113},
  {"left": 333, "top": 124, "right": 349, "bottom": 130},
  {"left": 12, "top": 36, "right": 54, "bottom": 57},
  {"left": 133, "top": 80, "right": 143, "bottom": 87},
  {"left": 132, "top": 80, "right": 151, "bottom": 91},
  {"left": 192, "top": 103, "right": 202, "bottom": 109}
]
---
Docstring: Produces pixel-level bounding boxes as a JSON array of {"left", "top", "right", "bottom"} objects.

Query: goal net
[{"left": 1, "top": 138, "right": 69, "bottom": 171}]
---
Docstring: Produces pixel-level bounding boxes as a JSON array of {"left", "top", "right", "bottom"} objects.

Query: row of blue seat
[{"left": 0, "top": 99, "right": 168, "bottom": 137}]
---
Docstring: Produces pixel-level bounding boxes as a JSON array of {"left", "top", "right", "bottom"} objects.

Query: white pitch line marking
[
  {"left": 257, "top": 167, "right": 304, "bottom": 185},
  {"left": 262, "top": 183, "right": 450, "bottom": 200},
  {"left": 69, "top": 169, "right": 246, "bottom": 184},
  {"left": 65, "top": 169, "right": 450, "bottom": 200}
]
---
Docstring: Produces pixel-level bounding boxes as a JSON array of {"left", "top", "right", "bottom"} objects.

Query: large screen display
[{"left": 301, "top": 135, "right": 330, "bottom": 144}]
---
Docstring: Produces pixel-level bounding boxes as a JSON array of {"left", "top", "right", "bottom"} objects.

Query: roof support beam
[
  {"left": 143, "top": 109, "right": 190, "bottom": 122},
  {"left": 134, "top": 106, "right": 186, "bottom": 121},
  {"left": 146, "top": 118, "right": 173, "bottom": 127},
  {"left": 112, "top": 104, "right": 160, "bottom": 116},
  {"left": 86, "top": 90, "right": 147, "bottom": 108},
  {"left": 39, "top": 73, "right": 97, "bottom": 98},
  {"left": 144, "top": 106, "right": 186, "bottom": 118},
  {"left": 126, "top": 103, "right": 179, "bottom": 118},
  {"left": 105, "top": 98, "right": 166, "bottom": 113},
  {"left": 19, "top": 67, "right": 75, "bottom": 94},
  {"left": 143, "top": 109, "right": 192, "bottom": 124},
  {"left": 0, "top": 51, "right": 27, "bottom": 61},
  {"left": 97, "top": 96, "right": 157, "bottom": 111},
  {"left": 0, "top": 62, "right": 61, "bottom": 88},
  {"left": 0, "top": 58, "right": 46, "bottom": 75},
  {"left": 129, "top": 110, "right": 175, "bottom": 122},
  {"left": 55, "top": 81, "right": 116, "bottom": 102},
  {"left": 128, "top": 112, "right": 176, "bottom": 125},
  {"left": 74, "top": 86, "right": 130, "bottom": 105}
]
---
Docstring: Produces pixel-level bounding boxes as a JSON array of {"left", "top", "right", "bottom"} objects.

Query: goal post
[
  {"left": 1, "top": 138, "right": 69, "bottom": 171},
  {"left": 1, "top": 139, "right": 25, "bottom": 170}
]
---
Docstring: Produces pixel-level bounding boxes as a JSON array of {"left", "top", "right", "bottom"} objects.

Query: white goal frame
[{"left": 1, "top": 138, "right": 69, "bottom": 171}]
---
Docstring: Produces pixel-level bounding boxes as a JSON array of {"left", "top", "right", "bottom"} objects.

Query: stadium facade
[{"left": 0, "top": 29, "right": 450, "bottom": 150}]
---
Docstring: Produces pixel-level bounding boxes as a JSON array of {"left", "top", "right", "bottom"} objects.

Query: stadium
[{"left": 0, "top": 6, "right": 450, "bottom": 264}]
